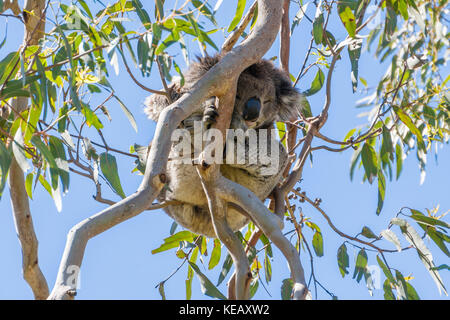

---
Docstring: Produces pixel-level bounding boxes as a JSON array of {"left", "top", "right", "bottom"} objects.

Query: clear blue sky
[{"left": 0, "top": 0, "right": 448, "bottom": 300}]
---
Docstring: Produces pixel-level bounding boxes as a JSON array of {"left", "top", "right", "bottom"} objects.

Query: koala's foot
[{"left": 203, "top": 104, "right": 219, "bottom": 128}]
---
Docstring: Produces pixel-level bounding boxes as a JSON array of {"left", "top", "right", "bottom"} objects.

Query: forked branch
[{"left": 49, "top": 0, "right": 290, "bottom": 300}]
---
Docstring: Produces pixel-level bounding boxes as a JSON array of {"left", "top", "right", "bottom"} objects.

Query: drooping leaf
[
  {"left": 338, "top": 5, "right": 356, "bottom": 37},
  {"left": 188, "top": 261, "right": 227, "bottom": 300},
  {"left": 348, "top": 40, "right": 361, "bottom": 92},
  {"left": 281, "top": 278, "right": 293, "bottom": 300},
  {"left": 361, "top": 142, "right": 378, "bottom": 184},
  {"left": 291, "top": 3, "right": 309, "bottom": 33},
  {"left": 376, "top": 255, "right": 395, "bottom": 283},
  {"left": 217, "top": 253, "right": 233, "bottom": 286},
  {"left": 114, "top": 95, "right": 138, "bottom": 132},
  {"left": 99, "top": 152, "right": 126, "bottom": 198},
  {"left": 394, "top": 106, "right": 425, "bottom": 151},
  {"left": 208, "top": 238, "right": 221, "bottom": 270},
  {"left": 0, "top": 140, "right": 12, "bottom": 199},
  {"left": 304, "top": 68, "right": 325, "bottom": 96},
  {"left": 376, "top": 170, "right": 386, "bottom": 215},
  {"left": 337, "top": 243, "right": 349, "bottom": 277},
  {"left": 312, "top": 12, "right": 324, "bottom": 45},
  {"left": 391, "top": 218, "right": 447, "bottom": 295},
  {"left": 353, "top": 248, "right": 368, "bottom": 283},
  {"left": 25, "top": 172, "right": 34, "bottom": 199},
  {"left": 361, "top": 226, "right": 378, "bottom": 239},
  {"left": 227, "top": 0, "right": 246, "bottom": 32},
  {"left": 312, "top": 231, "right": 324, "bottom": 257},
  {"left": 152, "top": 230, "right": 196, "bottom": 254}
]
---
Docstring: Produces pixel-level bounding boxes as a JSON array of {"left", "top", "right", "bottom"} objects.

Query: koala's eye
[{"left": 243, "top": 97, "right": 261, "bottom": 122}]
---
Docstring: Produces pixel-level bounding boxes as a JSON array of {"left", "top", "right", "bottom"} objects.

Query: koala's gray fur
[{"left": 145, "top": 55, "right": 305, "bottom": 237}]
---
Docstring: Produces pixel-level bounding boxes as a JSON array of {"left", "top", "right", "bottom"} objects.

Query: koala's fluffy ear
[
  {"left": 144, "top": 93, "right": 171, "bottom": 121},
  {"left": 144, "top": 55, "right": 221, "bottom": 122},
  {"left": 272, "top": 70, "right": 305, "bottom": 122},
  {"left": 184, "top": 54, "right": 221, "bottom": 84}
]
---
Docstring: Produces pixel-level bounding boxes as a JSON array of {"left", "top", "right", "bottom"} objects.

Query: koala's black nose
[{"left": 243, "top": 97, "right": 261, "bottom": 122}]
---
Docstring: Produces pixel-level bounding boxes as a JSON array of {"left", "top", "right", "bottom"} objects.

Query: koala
[{"left": 145, "top": 55, "right": 304, "bottom": 237}]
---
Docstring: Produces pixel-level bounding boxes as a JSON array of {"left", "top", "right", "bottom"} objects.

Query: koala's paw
[{"left": 202, "top": 104, "right": 219, "bottom": 128}]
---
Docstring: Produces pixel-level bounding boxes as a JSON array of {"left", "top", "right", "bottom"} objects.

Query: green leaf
[
  {"left": 406, "top": 282, "right": 420, "bottom": 300},
  {"left": 99, "top": 152, "right": 126, "bottom": 198},
  {"left": 281, "top": 278, "right": 293, "bottom": 300},
  {"left": 395, "top": 270, "right": 408, "bottom": 300},
  {"left": 151, "top": 230, "right": 195, "bottom": 254},
  {"left": 394, "top": 106, "right": 425, "bottom": 151},
  {"left": 353, "top": 248, "right": 368, "bottom": 283},
  {"left": 350, "top": 143, "right": 362, "bottom": 180},
  {"left": 132, "top": 0, "right": 152, "bottom": 29},
  {"left": 12, "top": 127, "right": 31, "bottom": 173},
  {"left": 376, "top": 255, "right": 395, "bottom": 283},
  {"left": 208, "top": 238, "right": 221, "bottom": 270},
  {"left": 0, "top": 140, "right": 12, "bottom": 199},
  {"left": 249, "top": 277, "right": 259, "bottom": 299},
  {"left": 114, "top": 95, "right": 138, "bottom": 132},
  {"left": 0, "top": 51, "right": 19, "bottom": 85},
  {"left": 312, "top": 231, "right": 324, "bottom": 257},
  {"left": 361, "top": 226, "right": 378, "bottom": 239},
  {"left": 410, "top": 209, "right": 450, "bottom": 229},
  {"left": 217, "top": 254, "right": 233, "bottom": 286},
  {"left": 49, "top": 136, "right": 70, "bottom": 193},
  {"left": 348, "top": 41, "right": 361, "bottom": 92},
  {"left": 312, "top": 13, "right": 324, "bottom": 45},
  {"left": 338, "top": 5, "right": 356, "bottom": 37},
  {"left": 361, "top": 142, "right": 378, "bottom": 184},
  {"left": 192, "top": 0, "right": 217, "bottom": 26},
  {"left": 25, "top": 172, "right": 34, "bottom": 199},
  {"left": 431, "top": 264, "right": 450, "bottom": 271},
  {"left": 383, "top": 279, "right": 395, "bottom": 300},
  {"left": 31, "top": 136, "right": 58, "bottom": 170},
  {"left": 411, "top": 210, "right": 450, "bottom": 257},
  {"left": 395, "top": 143, "right": 403, "bottom": 180},
  {"left": 227, "top": 0, "right": 246, "bottom": 32},
  {"left": 304, "top": 68, "right": 325, "bottom": 96},
  {"left": 264, "top": 252, "right": 272, "bottom": 283},
  {"left": 260, "top": 233, "right": 273, "bottom": 257},
  {"left": 188, "top": 261, "right": 227, "bottom": 300},
  {"left": 291, "top": 3, "right": 309, "bottom": 33},
  {"left": 155, "top": 0, "right": 165, "bottom": 20},
  {"left": 158, "top": 282, "right": 166, "bottom": 300},
  {"left": 376, "top": 170, "right": 386, "bottom": 215},
  {"left": 276, "top": 122, "right": 286, "bottom": 147},
  {"left": 380, "top": 126, "right": 394, "bottom": 163},
  {"left": 38, "top": 174, "right": 52, "bottom": 196},
  {"left": 391, "top": 218, "right": 447, "bottom": 295},
  {"left": 24, "top": 102, "right": 42, "bottom": 143},
  {"left": 337, "top": 243, "right": 349, "bottom": 277},
  {"left": 82, "top": 104, "right": 103, "bottom": 130},
  {"left": 384, "top": 4, "right": 397, "bottom": 38}
]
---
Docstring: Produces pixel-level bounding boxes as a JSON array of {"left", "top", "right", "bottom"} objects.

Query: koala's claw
[{"left": 203, "top": 105, "right": 219, "bottom": 127}]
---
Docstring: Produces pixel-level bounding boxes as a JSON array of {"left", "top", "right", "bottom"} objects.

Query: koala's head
[
  {"left": 186, "top": 55, "right": 305, "bottom": 130},
  {"left": 233, "top": 60, "right": 304, "bottom": 129}
]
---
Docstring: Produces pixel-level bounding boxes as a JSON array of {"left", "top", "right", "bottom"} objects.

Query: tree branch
[
  {"left": 1, "top": 0, "right": 21, "bottom": 15},
  {"left": 49, "top": 0, "right": 291, "bottom": 300},
  {"left": 221, "top": 1, "right": 258, "bottom": 53},
  {"left": 7, "top": 0, "right": 49, "bottom": 300}
]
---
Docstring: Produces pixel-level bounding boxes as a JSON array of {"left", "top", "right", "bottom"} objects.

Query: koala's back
[{"left": 159, "top": 129, "right": 288, "bottom": 237}]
